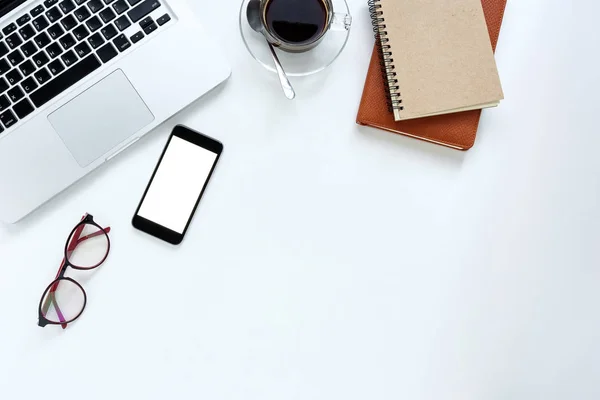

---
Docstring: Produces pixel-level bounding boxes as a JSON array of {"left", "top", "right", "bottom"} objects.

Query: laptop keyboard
[{"left": 0, "top": 0, "right": 172, "bottom": 135}]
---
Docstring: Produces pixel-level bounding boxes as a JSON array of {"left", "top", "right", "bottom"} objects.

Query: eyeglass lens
[
  {"left": 41, "top": 279, "right": 85, "bottom": 324},
  {"left": 66, "top": 223, "right": 110, "bottom": 269}
]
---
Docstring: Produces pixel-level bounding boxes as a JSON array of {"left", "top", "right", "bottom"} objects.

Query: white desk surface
[{"left": 2, "top": 0, "right": 599, "bottom": 398}]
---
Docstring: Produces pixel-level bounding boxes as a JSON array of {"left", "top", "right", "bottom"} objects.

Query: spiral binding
[{"left": 368, "top": 0, "right": 403, "bottom": 114}]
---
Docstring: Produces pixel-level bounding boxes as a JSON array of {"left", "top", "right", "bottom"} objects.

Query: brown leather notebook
[{"left": 357, "top": 0, "right": 507, "bottom": 150}]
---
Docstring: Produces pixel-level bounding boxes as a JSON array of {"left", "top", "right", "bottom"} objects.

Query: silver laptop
[{"left": 0, "top": 0, "right": 231, "bottom": 223}]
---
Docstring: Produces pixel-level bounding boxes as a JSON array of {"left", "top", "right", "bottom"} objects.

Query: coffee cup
[{"left": 259, "top": 0, "right": 352, "bottom": 53}]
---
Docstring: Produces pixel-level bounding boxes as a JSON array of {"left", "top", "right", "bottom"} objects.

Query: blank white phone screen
[{"left": 138, "top": 136, "right": 217, "bottom": 234}]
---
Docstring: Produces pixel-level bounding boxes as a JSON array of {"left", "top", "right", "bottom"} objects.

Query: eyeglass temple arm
[{"left": 41, "top": 217, "right": 111, "bottom": 329}]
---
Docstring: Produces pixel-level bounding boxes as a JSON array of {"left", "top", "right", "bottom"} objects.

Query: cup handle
[{"left": 330, "top": 12, "right": 352, "bottom": 32}]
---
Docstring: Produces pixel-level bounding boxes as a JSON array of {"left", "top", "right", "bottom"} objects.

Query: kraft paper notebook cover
[
  {"left": 374, "top": 0, "right": 504, "bottom": 121},
  {"left": 357, "top": 0, "right": 507, "bottom": 150}
]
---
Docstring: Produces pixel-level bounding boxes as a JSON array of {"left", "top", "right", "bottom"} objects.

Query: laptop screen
[{"left": 0, "top": 0, "right": 29, "bottom": 19}]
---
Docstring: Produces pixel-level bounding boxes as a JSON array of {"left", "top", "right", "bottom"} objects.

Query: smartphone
[{"left": 132, "top": 125, "right": 223, "bottom": 245}]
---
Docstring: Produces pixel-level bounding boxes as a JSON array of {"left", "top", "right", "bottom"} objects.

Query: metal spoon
[{"left": 247, "top": 0, "right": 296, "bottom": 100}]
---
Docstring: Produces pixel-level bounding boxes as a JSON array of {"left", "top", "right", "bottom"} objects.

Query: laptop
[{"left": 0, "top": 0, "right": 231, "bottom": 223}]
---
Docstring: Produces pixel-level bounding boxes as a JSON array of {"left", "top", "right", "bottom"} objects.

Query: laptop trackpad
[{"left": 48, "top": 69, "right": 154, "bottom": 167}]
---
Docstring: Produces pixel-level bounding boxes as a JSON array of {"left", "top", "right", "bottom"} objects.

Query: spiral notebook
[
  {"left": 372, "top": 0, "right": 504, "bottom": 121},
  {"left": 357, "top": 0, "right": 507, "bottom": 150}
]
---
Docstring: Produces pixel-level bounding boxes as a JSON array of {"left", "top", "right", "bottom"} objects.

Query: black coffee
[{"left": 265, "top": 0, "right": 329, "bottom": 45}]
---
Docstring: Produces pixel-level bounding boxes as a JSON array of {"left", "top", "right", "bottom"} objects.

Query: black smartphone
[{"left": 132, "top": 125, "right": 223, "bottom": 245}]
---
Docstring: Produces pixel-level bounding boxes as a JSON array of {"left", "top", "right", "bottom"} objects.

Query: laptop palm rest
[{"left": 48, "top": 69, "right": 155, "bottom": 167}]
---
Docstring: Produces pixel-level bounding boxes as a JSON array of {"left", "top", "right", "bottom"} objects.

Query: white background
[{"left": 1, "top": 0, "right": 599, "bottom": 399}]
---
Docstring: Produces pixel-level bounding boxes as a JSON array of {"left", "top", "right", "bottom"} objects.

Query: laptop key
[
  {"left": 8, "top": 50, "right": 24, "bottom": 67},
  {"left": 34, "top": 68, "right": 52, "bottom": 85},
  {"left": 18, "top": 24, "right": 36, "bottom": 41},
  {"left": 59, "top": 0, "right": 76, "bottom": 14},
  {"left": 74, "top": 41, "right": 91, "bottom": 57},
  {"left": 61, "top": 50, "right": 78, "bottom": 66},
  {"left": 0, "top": 42, "right": 9, "bottom": 57},
  {"left": 139, "top": 16, "right": 152, "bottom": 29},
  {"left": 59, "top": 33, "right": 76, "bottom": 49},
  {"left": 0, "top": 59, "right": 10, "bottom": 74},
  {"left": 73, "top": 25, "right": 90, "bottom": 40},
  {"left": 61, "top": 15, "right": 78, "bottom": 31},
  {"left": 88, "top": 0, "right": 104, "bottom": 13},
  {"left": 75, "top": 6, "right": 92, "bottom": 22},
  {"left": 112, "top": 34, "right": 130, "bottom": 52},
  {"left": 101, "top": 24, "right": 117, "bottom": 40},
  {"left": 33, "top": 15, "right": 50, "bottom": 32},
  {"left": 31, "top": 5, "right": 45, "bottom": 17},
  {"left": 0, "top": 95, "right": 10, "bottom": 112},
  {"left": 14, "top": 98, "right": 34, "bottom": 119},
  {"left": 6, "top": 84, "right": 18, "bottom": 100},
  {"left": 48, "top": 59, "right": 65, "bottom": 75},
  {"left": 19, "top": 59, "right": 36, "bottom": 76},
  {"left": 20, "top": 40, "right": 37, "bottom": 57},
  {"left": 44, "top": 0, "right": 60, "bottom": 8},
  {"left": 34, "top": 32, "right": 52, "bottom": 48},
  {"left": 96, "top": 42, "right": 117, "bottom": 62},
  {"left": 156, "top": 13, "right": 170, "bottom": 26},
  {"left": 30, "top": 54, "right": 101, "bottom": 107},
  {"left": 86, "top": 16, "right": 102, "bottom": 32},
  {"left": 17, "top": 15, "right": 32, "bottom": 27},
  {"left": 6, "top": 33, "right": 23, "bottom": 49},
  {"left": 7, "top": 86, "right": 24, "bottom": 102},
  {"left": 88, "top": 32, "right": 104, "bottom": 48},
  {"left": 33, "top": 51, "right": 50, "bottom": 67},
  {"left": 2, "top": 24, "right": 17, "bottom": 36},
  {"left": 104, "top": 0, "right": 116, "bottom": 4},
  {"left": 48, "top": 23, "right": 65, "bottom": 39},
  {"left": 126, "top": 0, "right": 142, "bottom": 6},
  {"left": 142, "top": 22, "right": 157, "bottom": 35},
  {"left": 127, "top": 0, "right": 160, "bottom": 23},
  {"left": 21, "top": 77, "right": 38, "bottom": 94},
  {"left": 47, "top": 42, "right": 63, "bottom": 58},
  {"left": 46, "top": 7, "right": 63, "bottom": 24},
  {"left": 75, "top": 0, "right": 87, "bottom": 5},
  {"left": 114, "top": 16, "right": 131, "bottom": 31},
  {"left": 113, "top": 0, "right": 129, "bottom": 14},
  {"left": 99, "top": 8, "right": 116, "bottom": 23},
  {"left": 0, "top": 110, "right": 17, "bottom": 128},
  {"left": 129, "top": 30, "right": 143, "bottom": 43},
  {"left": 0, "top": 78, "right": 8, "bottom": 93},
  {"left": 6, "top": 69, "right": 23, "bottom": 86}
]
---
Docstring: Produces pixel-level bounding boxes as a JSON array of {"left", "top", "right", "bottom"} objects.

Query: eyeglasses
[{"left": 38, "top": 214, "right": 111, "bottom": 329}]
